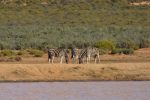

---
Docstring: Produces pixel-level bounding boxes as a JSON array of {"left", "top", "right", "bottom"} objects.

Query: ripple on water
[{"left": 0, "top": 82, "right": 149, "bottom": 100}]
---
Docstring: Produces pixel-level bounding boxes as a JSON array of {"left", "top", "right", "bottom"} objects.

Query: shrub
[
  {"left": 26, "top": 49, "right": 44, "bottom": 57},
  {"left": 26, "top": 49, "right": 35, "bottom": 55},
  {"left": 1, "top": 50, "right": 15, "bottom": 56},
  {"left": 33, "top": 51, "right": 44, "bottom": 57},
  {"left": 17, "top": 51, "right": 24, "bottom": 56},
  {"left": 122, "top": 48, "right": 134, "bottom": 55},
  {"left": 95, "top": 40, "right": 115, "bottom": 51},
  {"left": 99, "top": 49, "right": 109, "bottom": 55},
  {"left": 111, "top": 49, "right": 119, "bottom": 54},
  {"left": 111, "top": 48, "right": 123, "bottom": 54},
  {"left": 111, "top": 48, "right": 134, "bottom": 55},
  {"left": 116, "top": 41, "right": 139, "bottom": 50},
  {"left": 139, "top": 39, "right": 150, "bottom": 48}
]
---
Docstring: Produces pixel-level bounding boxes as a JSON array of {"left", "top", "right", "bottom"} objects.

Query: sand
[{"left": 0, "top": 63, "right": 150, "bottom": 81}]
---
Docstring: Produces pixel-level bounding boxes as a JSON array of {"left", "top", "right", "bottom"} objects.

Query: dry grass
[
  {"left": 131, "top": 1, "right": 150, "bottom": 6},
  {"left": 0, "top": 63, "right": 150, "bottom": 81}
]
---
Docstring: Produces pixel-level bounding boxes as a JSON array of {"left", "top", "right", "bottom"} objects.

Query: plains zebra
[
  {"left": 48, "top": 49, "right": 69, "bottom": 64},
  {"left": 78, "top": 47, "right": 100, "bottom": 64},
  {"left": 71, "top": 47, "right": 79, "bottom": 64}
]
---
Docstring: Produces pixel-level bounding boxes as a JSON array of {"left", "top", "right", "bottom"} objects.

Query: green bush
[
  {"left": 111, "top": 48, "right": 134, "bottom": 55},
  {"left": 139, "top": 39, "right": 150, "bottom": 48},
  {"left": 1, "top": 50, "right": 15, "bottom": 56},
  {"left": 33, "top": 51, "right": 44, "bottom": 57},
  {"left": 26, "top": 49, "right": 36, "bottom": 55},
  {"left": 26, "top": 49, "right": 44, "bottom": 57},
  {"left": 95, "top": 40, "right": 115, "bottom": 51},
  {"left": 99, "top": 49, "right": 109, "bottom": 55},
  {"left": 122, "top": 48, "right": 134, "bottom": 55},
  {"left": 111, "top": 49, "right": 119, "bottom": 54},
  {"left": 17, "top": 51, "right": 24, "bottom": 56},
  {"left": 116, "top": 41, "right": 139, "bottom": 50}
]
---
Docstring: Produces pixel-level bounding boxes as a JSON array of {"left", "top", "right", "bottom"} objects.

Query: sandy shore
[{"left": 0, "top": 63, "right": 150, "bottom": 82}]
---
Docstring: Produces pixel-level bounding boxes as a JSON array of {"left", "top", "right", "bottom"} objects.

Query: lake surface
[{"left": 0, "top": 82, "right": 149, "bottom": 100}]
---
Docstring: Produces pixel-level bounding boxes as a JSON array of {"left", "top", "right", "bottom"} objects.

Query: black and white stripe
[
  {"left": 78, "top": 47, "right": 100, "bottom": 64},
  {"left": 71, "top": 48, "right": 79, "bottom": 64},
  {"left": 48, "top": 49, "right": 69, "bottom": 64}
]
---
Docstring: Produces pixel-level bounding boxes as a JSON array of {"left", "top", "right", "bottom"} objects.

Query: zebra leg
[
  {"left": 52, "top": 56, "right": 54, "bottom": 64},
  {"left": 82, "top": 58, "right": 84, "bottom": 64},
  {"left": 60, "top": 56, "right": 63, "bottom": 64},
  {"left": 98, "top": 55, "right": 100, "bottom": 63},
  {"left": 72, "top": 56, "right": 76, "bottom": 64},
  {"left": 86, "top": 57, "right": 89, "bottom": 64},
  {"left": 48, "top": 58, "right": 51, "bottom": 64},
  {"left": 65, "top": 55, "right": 69, "bottom": 64},
  {"left": 89, "top": 56, "right": 91, "bottom": 64},
  {"left": 75, "top": 55, "right": 78, "bottom": 64},
  {"left": 94, "top": 57, "right": 97, "bottom": 63},
  {"left": 72, "top": 57, "right": 75, "bottom": 64},
  {"left": 83, "top": 57, "right": 86, "bottom": 64},
  {"left": 86, "top": 56, "right": 90, "bottom": 64}
]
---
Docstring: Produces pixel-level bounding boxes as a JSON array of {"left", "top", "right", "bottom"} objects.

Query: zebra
[
  {"left": 78, "top": 47, "right": 100, "bottom": 64},
  {"left": 48, "top": 49, "right": 69, "bottom": 64},
  {"left": 71, "top": 47, "right": 79, "bottom": 64}
]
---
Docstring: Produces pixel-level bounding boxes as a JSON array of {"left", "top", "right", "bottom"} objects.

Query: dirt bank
[{"left": 0, "top": 63, "right": 150, "bottom": 82}]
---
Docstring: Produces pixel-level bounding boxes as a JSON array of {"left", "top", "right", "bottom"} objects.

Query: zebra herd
[{"left": 48, "top": 47, "right": 100, "bottom": 64}]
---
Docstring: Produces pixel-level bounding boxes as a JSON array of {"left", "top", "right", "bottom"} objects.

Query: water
[{"left": 0, "top": 82, "right": 149, "bottom": 100}]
